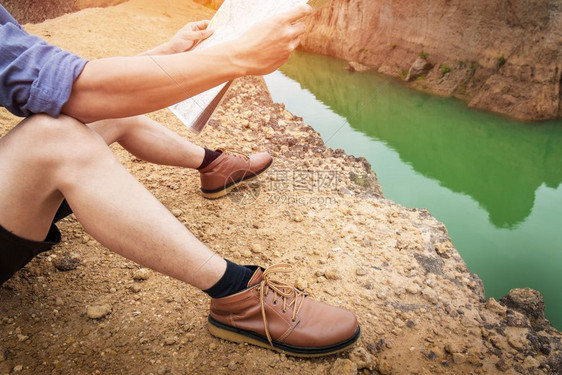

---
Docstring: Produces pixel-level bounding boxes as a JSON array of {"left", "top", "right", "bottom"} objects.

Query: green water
[{"left": 264, "top": 50, "right": 562, "bottom": 329}]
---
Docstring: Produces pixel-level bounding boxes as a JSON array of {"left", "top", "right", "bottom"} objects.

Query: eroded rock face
[{"left": 301, "top": 0, "right": 562, "bottom": 121}]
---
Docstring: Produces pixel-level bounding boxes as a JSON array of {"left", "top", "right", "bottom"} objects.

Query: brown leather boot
[
  {"left": 199, "top": 148, "right": 273, "bottom": 199},
  {"left": 208, "top": 264, "right": 360, "bottom": 357}
]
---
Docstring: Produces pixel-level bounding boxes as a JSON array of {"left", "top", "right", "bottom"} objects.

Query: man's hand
[
  {"left": 141, "top": 20, "right": 214, "bottom": 56},
  {"left": 231, "top": 4, "right": 313, "bottom": 76}
]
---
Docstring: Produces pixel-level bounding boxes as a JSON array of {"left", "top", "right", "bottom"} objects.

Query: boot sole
[
  {"left": 207, "top": 316, "right": 361, "bottom": 357},
  {"left": 200, "top": 158, "right": 273, "bottom": 200}
]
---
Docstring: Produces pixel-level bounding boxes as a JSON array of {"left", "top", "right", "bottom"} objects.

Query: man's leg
[
  {"left": 0, "top": 114, "right": 224, "bottom": 289},
  {"left": 88, "top": 115, "right": 274, "bottom": 199},
  {"left": 88, "top": 115, "right": 206, "bottom": 168},
  {"left": 0, "top": 114, "right": 360, "bottom": 357}
]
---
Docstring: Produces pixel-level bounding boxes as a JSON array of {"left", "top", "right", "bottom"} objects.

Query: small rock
[
  {"left": 228, "top": 361, "right": 238, "bottom": 371},
  {"left": 242, "top": 250, "right": 253, "bottom": 258},
  {"left": 406, "top": 285, "right": 421, "bottom": 295},
  {"left": 185, "top": 333, "right": 196, "bottom": 342},
  {"left": 295, "top": 278, "right": 308, "bottom": 290},
  {"left": 376, "top": 289, "right": 388, "bottom": 300},
  {"left": 523, "top": 355, "right": 539, "bottom": 369},
  {"left": 345, "top": 61, "right": 372, "bottom": 72},
  {"left": 86, "top": 304, "right": 112, "bottom": 319},
  {"left": 406, "top": 57, "right": 433, "bottom": 81},
  {"left": 495, "top": 359, "right": 510, "bottom": 372},
  {"left": 468, "top": 352, "right": 482, "bottom": 366},
  {"left": 16, "top": 334, "right": 28, "bottom": 342},
  {"left": 377, "top": 359, "right": 393, "bottom": 375},
  {"left": 133, "top": 268, "right": 151, "bottom": 281},
  {"left": 489, "top": 334, "right": 507, "bottom": 351},
  {"left": 13, "top": 365, "right": 23, "bottom": 372},
  {"left": 485, "top": 298, "right": 507, "bottom": 316},
  {"left": 264, "top": 127, "right": 275, "bottom": 139},
  {"left": 452, "top": 353, "right": 466, "bottom": 364},
  {"left": 505, "top": 309, "right": 529, "bottom": 327},
  {"left": 53, "top": 254, "right": 81, "bottom": 271},
  {"left": 249, "top": 243, "right": 262, "bottom": 253},
  {"left": 507, "top": 336, "right": 526, "bottom": 352},
  {"left": 329, "top": 358, "right": 357, "bottom": 375},
  {"left": 81, "top": 235, "right": 90, "bottom": 244},
  {"left": 355, "top": 267, "right": 367, "bottom": 276},
  {"left": 292, "top": 215, "right": 303, "bottom": 223},
  {"left": 324, "top": 268, "right": 341, "bottom": 280},
  {"left": 209, "top": 342, "right": 217, "bottom": 351},
  {"left": 163, "top": 336, "right": 178, "bottom": 346},
  {"left": 349, "top": 347, "right": 375, "bottom": 370},
  {"left": 444, "top": 342, "right": 462, "bottom": 354},
  {"left": 434, "top": 242, "right": 450, "bottom": 258},
  {"left": 171, "top": 209, "right": 182, "bottom": 217},
  {"left": 129, "top": 284, "right": 142, "bottom": 293},
  {"left": 421, "top": 286, "right": 438, "bottom": 304}
]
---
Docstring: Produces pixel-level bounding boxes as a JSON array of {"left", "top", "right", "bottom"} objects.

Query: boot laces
[
  {"left": 216, "top": 147, "right": 249, "bottom": 160},
  {"left": 258, "top": 264, "right": 307, "bottom": 347}
]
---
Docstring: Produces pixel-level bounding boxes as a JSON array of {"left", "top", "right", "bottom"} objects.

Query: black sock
[
  {"left": 197, "top": 148, "right": 222, "bottom": 170},
  {"left": 203, "top": 259, "right": 255, "bottom": 298}
]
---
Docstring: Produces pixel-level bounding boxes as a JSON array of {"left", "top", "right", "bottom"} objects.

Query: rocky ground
[{"left": 1, "top": 1, "right": 561, "bottom": 374}]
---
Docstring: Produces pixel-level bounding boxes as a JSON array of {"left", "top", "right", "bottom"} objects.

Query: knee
[
  {"left": 17, "top": 114, "right": 110, "bottom": 166},
  {"left": 113, "top": 115, "right": 150, "bottom": 140}
]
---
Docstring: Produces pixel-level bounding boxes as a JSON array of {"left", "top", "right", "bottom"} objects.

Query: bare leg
[
  {"left": 88, "top": 115, "right": 205, "bottom": 168},
  {"left": 0, "top": 115, "right": 225, "bottom": 290}
]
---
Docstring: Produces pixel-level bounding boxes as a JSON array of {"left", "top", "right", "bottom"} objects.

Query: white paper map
[{"left": 169, "top": 0, "right": 310, "bottom": 133}]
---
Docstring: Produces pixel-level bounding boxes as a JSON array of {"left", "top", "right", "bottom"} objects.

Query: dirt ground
[{"left": 1, "top": 1, "right": 561, "bottom": 374}]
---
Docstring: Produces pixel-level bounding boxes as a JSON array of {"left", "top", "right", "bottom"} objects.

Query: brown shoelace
[
  {"left": 216, "top": 147, "right": 250, "bottom": 161},
  {"left": 257, "top": 264, "right": 307, "bottom": 347}
]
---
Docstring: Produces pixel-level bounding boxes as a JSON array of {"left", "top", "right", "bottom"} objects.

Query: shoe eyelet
[
  {"left": 282, "top": 309, "right": 286, "bottom": 314},
  {"left": 291, "top": 318, "right": 296, "bottom": 322},
  {"left": 273, "top": 301, "right": 277, "bottom": 305}
]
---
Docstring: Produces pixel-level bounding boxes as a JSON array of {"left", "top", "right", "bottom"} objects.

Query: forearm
[
  {"left": 62, "top": 5, "right": 311, "bottom": 123},
  {"left": 62, "top": 44, "right": 244, "bottom": 123},
  {"left": 138, "top": 41, "right": 177, "bottom": 56}
]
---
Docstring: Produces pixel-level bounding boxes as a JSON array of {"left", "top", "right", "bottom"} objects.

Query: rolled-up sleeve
[{"left": 0, "top": 22, "right": 88, "bottom": 118}]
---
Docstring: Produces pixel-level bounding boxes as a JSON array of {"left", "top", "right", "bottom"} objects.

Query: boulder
[{"left": 406, "top": 58, "right": 434, "bottom": 81}]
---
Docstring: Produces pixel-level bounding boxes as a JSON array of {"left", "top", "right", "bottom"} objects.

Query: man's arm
[{"left": 62, "top": 5, "right": 311, "bottom": 123}]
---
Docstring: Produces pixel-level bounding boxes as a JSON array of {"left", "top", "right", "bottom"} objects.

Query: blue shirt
[{"left": 0, "top": 5, "right": 88, "bottom": 117}]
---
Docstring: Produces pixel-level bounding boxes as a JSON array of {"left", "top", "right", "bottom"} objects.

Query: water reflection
[{"left": 280, "top": 51, "right": 562, "bottom": 228}]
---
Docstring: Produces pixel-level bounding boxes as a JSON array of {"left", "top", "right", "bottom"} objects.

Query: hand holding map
[{"left": 169, "top": 0, "right": 325, "bottom": 133}]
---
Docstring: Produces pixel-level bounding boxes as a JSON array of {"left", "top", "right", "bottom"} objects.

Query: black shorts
[{"left": 0, "top": 200, "right": 73, "bottom": 285}]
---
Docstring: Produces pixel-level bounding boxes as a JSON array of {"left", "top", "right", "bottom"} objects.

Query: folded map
[{"left": 169, "top": 0, "right": 330, "bottom": 133}]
